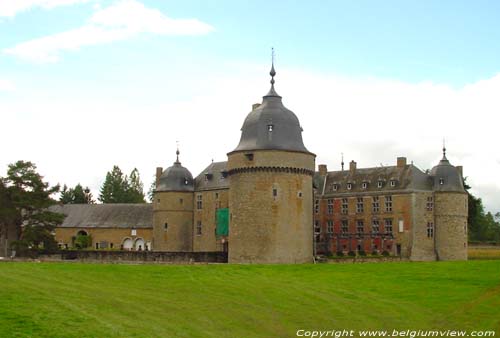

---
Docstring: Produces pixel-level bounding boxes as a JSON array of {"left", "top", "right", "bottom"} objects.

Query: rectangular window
[
  {"left": 327, "top": 199, "right": 334, "bottom": 215},
  {"left": 427, "top": 222, "right": 434, "bottom": 238},
  {"left": 356, "top": 220, "right": 364, "bottom": 235},
  {"left": 341, "top": 220, "right": 349, "bottom": 235},
  {"left": 385, "top": 195, "right": 393, "bottom": 212},
  {"left": 196, "top": 221, "right": 202, "bottom": 235},
  {"left": 385, "top": 219, "right": 393, "bottom": 235},
  {"left": 356, "top": 197, "right": 364, "bottom": 213},
  {"left": 131, "top": 229, "right": 137, "bottom": 236},
  {"left": 314, "top": 221, "right": 321, "bottom": 234},
  {"left": 398, "top": 219, "right": 404, "bottom": 233},
  {"left": 372, "top": 196, "right": 380, "bottom": 213},
  {"left": 196, "top": 194, "right": 203, "bottom": 210},
  {"left": 327, "top": 220, "right": 334, "bottom": 234},
  {"left": 372, "top": 219, "right": 380, "bottom": 234},
  {"left": 426, "top": 196, "right": 434, "bottom": 211},
  {"left": 314, "top": 199, "right": 320, "bottom": 214},
  {"left": 341, "top": 198, "right": 348, "bottom": 215}
]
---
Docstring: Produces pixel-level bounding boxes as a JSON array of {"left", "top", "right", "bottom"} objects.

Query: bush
[
  {"left": 347, "top": 251, "right": 356, "bottom": 257},
  {"left": 371, "top": 250, "right": 379, "bottom": 256},
  {"left": 382, "top": 250, "right": 390, "bottom": 256},
  {"left": 336, "top": 251, "right": 344, "bottom": 257},
  {"left": 74, "top": 235, "right": 92, "bottom": 249},
  {"left": 358, "top": 250, "right": 367, "bottom": 256}
]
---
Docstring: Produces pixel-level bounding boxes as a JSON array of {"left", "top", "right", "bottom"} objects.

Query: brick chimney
[
  {"left": 397, "top": 157, "right": 407, "bottom": 168},
  {"left": 349, "top": 160, "right": 357, "bottom": 173},
  {"left": 318, "top": 164, "right": 328, "bottom": 176},
  {"left": 155, "top": 167, "right": 163, "bottom": 187}
]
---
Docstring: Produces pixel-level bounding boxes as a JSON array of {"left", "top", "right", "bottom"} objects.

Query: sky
[{"left": 1, "top": 0, "right": 499, "bottom": 212}]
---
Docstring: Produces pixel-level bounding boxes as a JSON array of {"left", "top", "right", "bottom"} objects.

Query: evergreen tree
[
  {"left": 60, "top": 183, "right": 95, "bottom": 204},
  {"left": 2, "top": 161, "right": 65, "bottom": 251},
  {"left": 98, "top": 166, "right": 145, "bottom": 203}
]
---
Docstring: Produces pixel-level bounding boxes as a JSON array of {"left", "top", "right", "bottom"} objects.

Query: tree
[
  {"left": 98, "top": 166, "right": 145, "bottom": 203},
  {"left": 2, "top": 161, "right": 65, "bottom": 252},
  {"left": 147, "top": 177, "right": 156, "bottom": 203},
  {"left": 60, "top": 183, "right": 95, "bottom": 204}
]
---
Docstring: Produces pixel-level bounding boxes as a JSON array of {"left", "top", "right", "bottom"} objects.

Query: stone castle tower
[
  {"left": 153, "top": 149, "right": 194, "bottom": 251},
  {"left": 227, "top": 64, "right": 316, "bottom": 263},
  {"left": 432, "top": 146, "right": 468, "bottom": 260}
]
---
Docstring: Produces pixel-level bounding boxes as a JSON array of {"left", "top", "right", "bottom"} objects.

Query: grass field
[{"left": 1, "top": 261, "right": 499, "bottom": 338}]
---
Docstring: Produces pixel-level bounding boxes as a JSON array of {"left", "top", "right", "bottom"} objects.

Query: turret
[
  {"left": 227, "top": 60, "right": 315, "bottom": 263},
  {"left": 153, "top": 149, "right": 194, "bottom": 251}
]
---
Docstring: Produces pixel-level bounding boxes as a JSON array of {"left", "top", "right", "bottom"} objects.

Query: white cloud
[
  {"left": 0, "top": 66, "right": 499, "bottom": 212},
  {"left": 0, "top": 0, "right": 92, "bottom": 17},
  {"left": 0, "top": 78, "right": 15, "bottom": 91},
  {"left": 3, "top": 0, "right": 214, "bottom": 63}
]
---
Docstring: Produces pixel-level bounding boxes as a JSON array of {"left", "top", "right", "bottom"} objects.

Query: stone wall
[
  {"left": 228, "top": 150, "right": 315, "bottom": 263},
  {"left": 153, "top": 191, "right": 193, "bottom": 251},
  {"left": 435, "top": 192, "right": 468, "bottom": 261},
  {"left": 55, "top": 227, "right": 153, "bottom": 250},
  {"left": 193, "top": 188, "right": 228, "bottom": 252},
  {"left": 28, "top": 250, "right": 228, "bottom": 263},
  {"left": 409, "top": 192, "right": 437, "bottom": 261}
]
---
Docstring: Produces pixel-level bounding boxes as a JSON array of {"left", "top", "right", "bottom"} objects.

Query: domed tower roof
[
  {"left": 430, "top": 145, "right": 465, "bottom": 192},
  {"left": 231, "top": 62, "right": 312, "bottom": 154},
  {"left": 156, "top": 149, "right": 194, "bottom": 192}
]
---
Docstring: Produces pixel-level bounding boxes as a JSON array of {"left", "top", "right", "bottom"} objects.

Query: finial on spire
[
  {"left": 176, "top": 140, "right": 180, "bottom": 163},
  {"left": 341, "top": 152, "right": 345, "bottom": 171},
  {"left": 270, "top": 47, "right": 276, "bottom": 85},
  {"left": 442, "top": 138, "right": 447, "bottom": 160}
]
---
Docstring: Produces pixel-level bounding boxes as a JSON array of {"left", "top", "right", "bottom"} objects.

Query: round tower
[
  {"left": 432, "top": 146, "right": 468, "bottom": 261},
  {"left": 227, "top": 63, "right": 315, "bottom": 263},
  {"left": 153, "top": 149, "right": 194, "bottom": 252}
]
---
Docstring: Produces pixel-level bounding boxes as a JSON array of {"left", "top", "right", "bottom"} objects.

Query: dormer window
[
  {"left": 204, "top": 173, "right": 212, "bottom": 181},
  {"left": 362, "top": 182, "right": 368, "bottom": 189},
  {"left": 184, "top": 178, "right": 189, "bottom": 185},
  {"left": 439, "top": 178, "right": 444, "bottom": 185},
  {"left": 267, "top": 124, "right": 274, "bottom": 132},
  {"left": 347, "top": 183, "right": 352, "bottom": 190},
  {"left": 390, "top": 180, "right": 396, "bottom": 187},
  {"left": 332, "top": 184, "right": 338, "bottom": 191},
  {"left": 220, "top": 170, "right": 228, "bottom": 179},
  {"left": 377, "top": 181, "right": 383, "bottom": 188}
]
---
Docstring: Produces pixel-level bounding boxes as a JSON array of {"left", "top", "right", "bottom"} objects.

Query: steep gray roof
[
  {"left": 195, "top": 161, "right": 229, "bottom": 191},
  {"left": 50, "top": 204, "right": 153, "bottom": 228},
  {"left": 430, "top": 155, "right": 465, "bottom": 192},
  {"left": 230, "top": 68, "right": 312, "bottom": 155},
  {"left": 315, "top": 164, "right": 433, "bottom": 196},
  {"left": 156, "top": 160, "right": 194, "bottom": 192}
]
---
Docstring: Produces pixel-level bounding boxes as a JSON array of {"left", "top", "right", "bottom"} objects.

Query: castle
[{"left": 49, "top": 65, "right": 468, "bottom": 263}]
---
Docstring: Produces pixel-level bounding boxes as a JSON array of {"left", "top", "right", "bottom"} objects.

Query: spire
[
  {"left": 341, "top": 152, "right": 345, "bottom": 171},
  {"left": 442, "top": 138, "right": 448, "bottom": 161},
  {"left": 175, "top": 141, "right": 180, "bottom": 164},
  {"left": 265, "top": 48, "right": 280, "bottom": 97}
]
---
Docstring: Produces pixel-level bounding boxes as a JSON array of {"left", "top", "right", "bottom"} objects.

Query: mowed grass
[
  {"left": 0, "top": 261, "right": 499, "bottom": 338},
  {"left": 469, "top": 246, "right": 500, "bottom": 260}
]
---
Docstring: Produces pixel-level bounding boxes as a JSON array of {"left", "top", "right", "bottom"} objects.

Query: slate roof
[
  {"left": 195, "top": 161, "right": 229, "bottom": 191},
  {"left": 49, "top": 204, "right": 153, "bottom": 228},
  {"left": 315, "top": 164, "right": 433, "bottom": 196},
  {"left": 156, "top": 160, "right": 194, "bottom": 192}
]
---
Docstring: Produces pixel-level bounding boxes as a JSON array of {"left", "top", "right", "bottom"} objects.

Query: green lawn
[{"left": 0, "top": 261, "right": 499, "bottom": 338}]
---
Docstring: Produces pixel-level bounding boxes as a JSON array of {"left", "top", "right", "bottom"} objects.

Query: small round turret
[{"left": 156, "top": 150, "right": 194, "bottom": 192}]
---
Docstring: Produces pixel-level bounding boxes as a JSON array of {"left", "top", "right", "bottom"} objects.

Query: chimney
[
  {"left": 397, "top": 157, "right": 407, "bottom": 168},
  {"left": 252, "top": 103, "right": 261, "bottom": 110},
  {"left": 456, "top": 166, "right": 463, "bottom": 177},
  {"left": 318, "top": 164, "right": 328, "bottom": 176},
  {"left": 155, "top": 167, "right": 163, "bottom": 187},
  {"left": 349, "top": 160, "right": 357, "bottom": 173}
]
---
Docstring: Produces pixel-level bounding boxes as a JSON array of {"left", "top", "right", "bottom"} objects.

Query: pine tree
[
  {"left": 98, "top": 166, "right": 145, "bottom": 203},
  {"left": 127, "top": 168, "right": 145, "bottom": 203},
  {"left": 60, "top": 183, "right": 95, "bottom": 204}
]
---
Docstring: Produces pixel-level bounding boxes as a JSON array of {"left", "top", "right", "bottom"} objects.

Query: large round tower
[
  {"left": 432, "top": 146, "right": 468, "bottom": 261},
  {"left": 227, "top": 64, "right": 315, "bottom": 263},
  {"left": 153, "top": 150, "right": 194, "bottom": 252}
]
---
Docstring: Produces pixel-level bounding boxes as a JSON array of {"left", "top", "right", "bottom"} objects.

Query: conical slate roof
[
  {"left": 156, "top": 150, "right": 194, "bottom": 192},
  {"left": 231, "top": 65, "right": 311, "bottom": 154},
  {"left": 430, "top": 148, "right": 465, "bottom": 192}
]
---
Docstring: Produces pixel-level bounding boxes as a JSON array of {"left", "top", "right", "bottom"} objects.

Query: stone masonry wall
[{"left": 435, "top": 192, "right": 468, "bottom": 261}]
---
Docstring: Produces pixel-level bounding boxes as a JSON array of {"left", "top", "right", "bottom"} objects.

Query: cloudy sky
[{"left": 1, "top": 0, "right": 499, "bottom": 212}]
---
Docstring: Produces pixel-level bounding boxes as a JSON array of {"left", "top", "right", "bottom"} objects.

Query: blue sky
[{"left": 1, "top": 0, "right": 499, "bottom": 211}]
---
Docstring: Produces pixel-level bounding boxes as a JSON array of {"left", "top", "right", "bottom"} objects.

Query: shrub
[
  {"left": 336, "top": 251, "right": 344, "bottom": 257},
  {"left": 347, "top": 251, "right": 356, "bottom": 257},
  {"left": 74, "top": 235, "right": 92, "bottom": 249},
  {"left": 382, "top": 250, "right": 390, "bottom": 256},
  {"left": 371, "top": 250, "right": 379, "bottom": 256},
  {"left": 358, "top": 250, "right": 367, "bottom": 256}
]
